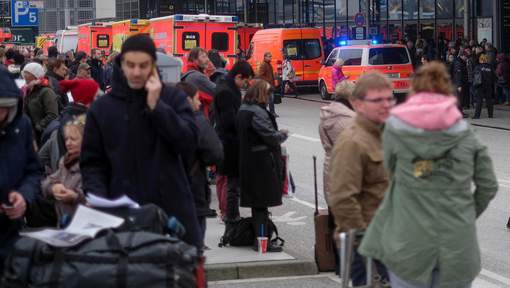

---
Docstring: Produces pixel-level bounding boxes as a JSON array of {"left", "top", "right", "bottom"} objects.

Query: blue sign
[
  {"left": 11, "top": 0, "right": 39, "bottom": 27},
  {"left": 354, "top": 13, "right": 365, "bottom": 27}
]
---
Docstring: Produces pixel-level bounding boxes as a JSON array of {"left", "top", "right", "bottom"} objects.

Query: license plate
[
  {"left": 394, "top": 80, "right": 409, "bottom": 89},
  {"left": 387, "top": 73, "right": 400, "bottom": 78}
]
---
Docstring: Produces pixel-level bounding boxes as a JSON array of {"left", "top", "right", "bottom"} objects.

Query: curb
[{"left": 206, "top": 259, "right": 318, "bottom": 281}]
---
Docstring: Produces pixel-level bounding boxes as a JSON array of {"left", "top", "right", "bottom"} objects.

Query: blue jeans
[
  {"left": 504, "top": 86, "right": 510, "bottom": 102},
  {"left": 389, "top": 269, "right": 472, "bottom": 288},
  {"left": 351, "top": 248, "right": 389, "bottom": 286}
]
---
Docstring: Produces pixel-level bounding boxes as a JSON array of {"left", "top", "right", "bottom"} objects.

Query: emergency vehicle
[
  {"left": 55, "top": 28, "right": 78, "bottom": 53},
  {"left": 0, "top": 27, "right": 11, "bottom": 43},
  {"left": 318, "top": 40, "right": 413, "bottom": 102},
  {"left": 150, "top": 14, "right": 238, "bottom": 69},
  {"left": 112, "top": 19, "right": 150, "bottom": 52},
  {"left": 35, "top": 34, "right": 56, "bottom": 54},
  {"left": 77, "top": 22, "right": 112, "bottom": 55},
  {"left": 236, "top": 23, "right": 262, "bottom": 55}
]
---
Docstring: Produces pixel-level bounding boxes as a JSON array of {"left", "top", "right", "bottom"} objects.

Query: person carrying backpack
[{"left": 472, "top": 54, "right": 496, "bottom": 119}]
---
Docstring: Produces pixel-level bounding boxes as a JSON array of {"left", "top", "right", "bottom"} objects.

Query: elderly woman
[
  {"left": 359, "top": 62, "right": 498, "bottom": 288},
  {"left": 237, "top": 80, "right": 288, "bottom": 252}
]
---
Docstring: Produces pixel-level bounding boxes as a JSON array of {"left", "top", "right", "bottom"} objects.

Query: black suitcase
[{"left": 1, "top": 231, "right": 199, "bottom": 288}]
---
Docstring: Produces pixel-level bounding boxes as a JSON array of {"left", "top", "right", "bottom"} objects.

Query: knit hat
[
  {"left": 59, "top": 79, "right": 99, "bottom": 106},
  {"left": 22, "top": 62, "right": 45, "bottom": 79},
  {"left": 120, "top": 34, "right": 157, "bottom": 61}
]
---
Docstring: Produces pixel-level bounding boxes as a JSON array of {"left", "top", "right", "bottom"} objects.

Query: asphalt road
[{"left": 214, "top": 95, "right": 510, "bottom": 287}]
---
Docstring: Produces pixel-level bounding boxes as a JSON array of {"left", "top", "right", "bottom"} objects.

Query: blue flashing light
[
  {"left": 130, "top": 19, "right": 137, "bottom": 24},
  {"left": 174, "top": 15, "right": 184, "bottom": 21},
  {"left": 371, "top": 39, "right": 379, "bottom": 45},
  {"left": 232, "top": 16, "right": 239, "bottom": 22},
  {"left": 339, "top": 40, "right": 347, "bottom": 46}
]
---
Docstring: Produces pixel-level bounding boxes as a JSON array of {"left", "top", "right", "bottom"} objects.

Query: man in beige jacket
[{"left": 329, "top": 71, "right": 395, "bottom": 286}]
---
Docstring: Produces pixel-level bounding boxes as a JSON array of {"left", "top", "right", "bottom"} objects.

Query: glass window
[
  {"left": 284, "top": 0, "right": 294, "bottom": 24},
  {"left": 388, "top": 0, "right": 402, "bottom": 20},
  {"left": 389, "top": 23, "right": 403, "bottom": 42},
  {"left": 313, "top": 1, "right": 323, "bottom": 25},
  {"left": 303, "top": 39, "right": 322, "bottom": 60},
  {"left": 325, "top": 48, "right": 339, "bottom": 66},
  {"left": 211, "top": 33, "right": 229, "bottom": 51},
  {"left": 324, "top": 0, "right": 335, "bottom": 23},
  {"left": 455, "top": 0, "right": 464, "bottom": 18},
  {"left": 477, "top": 0, "right": 493, "bottom": 17},
  {"left": 378, "top": 0, "right": 388, "bottom": 20},
  {"left": 404, "top": 23, "right": 418, "bottom": 42},
  {"left": 283, "top": 40, "right": 300, "bottom": 60},
  {"left": 338, "top": 49, "right": 363, "bottom": 66},
  {"left": 336, "top": 0, "right": 347, "bottom": 20},
  {"left": 182, "top": 32, "right": 199, "bottom": 51},
  {"left": 97, "top": 34, "right": 109, "bottom": 48},
  {"left": 437, "top": 0, "right": 453, "bottom": 18},
  {"left": 403, "top": 0, "right": 418, "bottom": 19},
  {"left": 368, "top": 47, "right": 410, "bottom": 65},
  {"left": 420, "top": 0, "right": 435, "bottom": 19}
]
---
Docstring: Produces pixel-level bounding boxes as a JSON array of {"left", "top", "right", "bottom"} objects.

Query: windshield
[{"left": 368, "top": 47, "right": 410, "bottom": 65}]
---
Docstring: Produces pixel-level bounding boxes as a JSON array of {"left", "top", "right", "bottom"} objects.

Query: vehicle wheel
[{"left": 320, "top": 81, "right": 331, "bottom": 100}]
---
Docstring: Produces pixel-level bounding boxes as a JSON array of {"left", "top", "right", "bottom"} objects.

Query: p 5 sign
[{"left": 11, "top": 0, "right": 39, "bottom": 27}]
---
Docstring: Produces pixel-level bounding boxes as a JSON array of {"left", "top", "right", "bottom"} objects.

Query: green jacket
[
  {"left": 359, "top": 116, "right": 498, "bottom": 286},
  {"left": 24, "top": 85, "right": 59, "bottom": 135}
]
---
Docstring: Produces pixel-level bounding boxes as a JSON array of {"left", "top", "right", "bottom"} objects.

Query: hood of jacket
[
  {"left": 109, "top": 55, "right": 148, "bottom": 104},
  {"left": 320, "top": 101, "right": 355, "bottom": 130},
  {"left": 0, "top": 67, "right": 23, "bottom": 128}
]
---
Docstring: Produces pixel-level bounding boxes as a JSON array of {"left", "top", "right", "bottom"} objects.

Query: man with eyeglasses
[{"left": 329, "top": 71, "right": 394, "bottom": 286}]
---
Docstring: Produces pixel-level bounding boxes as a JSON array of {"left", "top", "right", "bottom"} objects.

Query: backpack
[
  {"left": 473, "top": 69, "right": 483, "bottom": 87},
  {"left": 218, "top": 217, "right": 285, "bottom": 247}
]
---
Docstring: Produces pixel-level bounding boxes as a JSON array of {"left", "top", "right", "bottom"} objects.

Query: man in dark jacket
[
  {"left": 213, "top": 61, "right": 254, "bottom": 233},
  {"left": 80, "top": 34, "right": 202, "bottom": 248},
  {"left": 88, "top": 49, "right": 105, "bottom": 90},
  {"left": 472, "top": 54, "right": 496, "bottom": 119},
  {"left": 453, "top": 50, "right": 469, "bottom": 116},
  {"left": 46, "top": 58, "right": 69, "bottom": 111},
  {"left": 0, "top": 67, "right": 42, "bottom": 276},
  {"left": 177, "top": 81, "right": 223, "bottom": 243}
]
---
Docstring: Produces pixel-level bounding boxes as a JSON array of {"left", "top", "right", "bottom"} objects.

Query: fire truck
[
  {"left": 77, "top": 22, "right": 113, "bottom": 55},
  {"left": 112, "top": 19, "right": 151, "bottom": 52},
  {"left": 35, "top": 33, "right": 56, "bottom": 54},
  {"left": 150, "top": 14, "right": 238, "bottom": 68},
  {"left": 0, "top": 27, "right": 12, "bottom": 43}
]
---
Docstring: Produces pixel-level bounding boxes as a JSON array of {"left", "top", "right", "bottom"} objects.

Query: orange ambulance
[
  {"left": 112, "top": 19, "right": 151, "bottom": 52},
  {"left": 77, "top": 22, "right": 112, "bottom": 55}
]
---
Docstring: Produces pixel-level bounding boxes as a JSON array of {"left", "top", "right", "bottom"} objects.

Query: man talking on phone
[
  {"left": 80, "top": 34, "right": 202, "bottom": 248},
  {"left": 0, "top": 67, "right": 42, "bottom": 276}
]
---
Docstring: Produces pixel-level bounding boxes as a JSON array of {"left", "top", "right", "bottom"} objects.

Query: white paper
[
  {"left": 86, "top": 193, "right": 140, "bottom": 209},
  {"left": 20, "top": 205, "right": 124, "bottom": 247}
]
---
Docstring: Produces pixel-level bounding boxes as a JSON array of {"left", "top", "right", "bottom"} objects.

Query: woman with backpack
[
  {"left": 472, "top": 54, "right": 496, "bottom": 119},
  {"left": 237, "top": 80, "right": 288, "bottom": 252}
]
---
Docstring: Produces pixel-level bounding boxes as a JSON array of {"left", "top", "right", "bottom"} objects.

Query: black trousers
[
  {"left": 474, "top": 89, "right": 494, "bottom": 118},
  {"left": 251, "top": 207, "right": 269, "bottom": 239}
]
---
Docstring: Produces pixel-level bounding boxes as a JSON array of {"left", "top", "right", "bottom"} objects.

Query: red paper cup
[{"left": 257, "top": 237, "right": 268, "bottom": 254}]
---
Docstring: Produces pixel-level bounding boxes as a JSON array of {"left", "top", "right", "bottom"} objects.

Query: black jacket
[
  {"left": 213, "top": 76, "right": 242, "bottom": 177},
  {"left": 46, "top": 70, "right": 69, "bottom": 112},
  {"left": 453, "top": 57, "right": 468, "bottom": 87},
  {"left": 88, "top": 58, "right": 104, "bottom": 89},
  {"left": 237, "top": 103, "right": 287, "bottom": 208},
  {"left": 0, "top": 67, "right": 42, "bottom": 261},
  {"left": 186, "top": 111, "right": 223, "bottom": 217},
  {"left": 473, "top": 63, "right": 496, "bottom": 95},
  {"left": 80, "top": 57, "right": 202, "bottom": 248}
]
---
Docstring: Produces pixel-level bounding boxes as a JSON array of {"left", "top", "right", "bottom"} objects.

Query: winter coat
[
  {"left": 23, "top": 82, "right": 59, "bottom": 140},
  {"left": 318, "top": 101, "right": 355, "bottom": 206},
  {"left": 237, "top": 103, "right": 287, "bottom": 208},
  {"left": 332, "top": 66, "right": 347, "bottom": 90},
  {"left": 88, "top": 58, "right": 104, "bottom": 89},
  {"left": 80, "top": 56, "right": 202, "bottom": 248},
  {"left": 0, "top": 67, "right": 42, "bottom": 262},
  {"left": 359, "top": 93, "right": 498, "bottom": 287},
  {"left": 453, "top": 57, "right": 468, "bottom": 87},
  {"left": 210, "top": 68, "right": 228, "bottom": 84},
  {"left": 257, "top": 61, "right": 275, "bottom": 88},
  {"left": 213, "top": 75, "right": 242, "bottom": 177},
  {"left": 104, "top": 62, "right": 114, "bottom": 88},
  {"left": 186, "top": 111, "right": 223, "bottom": 217},
  {"left": 473, "top": 63, "right": 495, "bottom": 97},
  {"left": 329, "top": 115, "right": 389, "bottom": 233},
  {"left": 466, "top": 57, "right": 474, "bottom": 84},
  {"left": 38, "top": 129, "right": 62, "bottom": 174},
  {"left": 41, "top": 158, "right": 86, "bottom": 221},
  {"left": 182, "top": 63, "right": 216, "bottom": 118},
  {"left": 496, "top": 57, "right": 510, "bottom": 86},
  {"left": 46, "top": 70, "right": 69, "bottom": 111}
]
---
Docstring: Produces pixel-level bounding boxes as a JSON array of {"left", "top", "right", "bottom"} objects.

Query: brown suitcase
[{"left": 313, "top": 156, "right": 336, "bottom": 272}]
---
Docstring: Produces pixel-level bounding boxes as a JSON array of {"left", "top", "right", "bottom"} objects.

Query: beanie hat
[
  {"left": 22, "top": 62, "right": 45, "bottom": 79},
  {"left": 120, "top": 34, "right": 157, "bottom": 61},
  {"left": 59, "top": 79, "right": 99, "bottom": 106}
]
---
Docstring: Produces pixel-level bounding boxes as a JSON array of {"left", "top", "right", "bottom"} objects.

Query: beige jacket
[
  {"left": 41, "top": 158, "right": 86, "bottom": 220},
  {"left": 329, "top": 115, "right": 389, "bottom": 233},
  {"left": 318, "top": 102, "right": 355, "bottom": 205}
]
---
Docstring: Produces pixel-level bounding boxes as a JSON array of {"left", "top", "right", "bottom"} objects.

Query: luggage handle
[
  {"left": 339, "top": 229, "right": 374, "bottom": 288},
  {"left": 313, "top": 155, "right": 319, "bottom": 215}
]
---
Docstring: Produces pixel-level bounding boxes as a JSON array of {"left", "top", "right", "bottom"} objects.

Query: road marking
[
  {"left": 481, "top": 269, "right": 510, "bottom": 287},
  {"left": 472, "top": 277, "right": 503, "bottom": 288},
  {"left": 290, "top": 133, "right": 321, "bottom": 143},
  {"left": 272, "top": 211, "right": 307, "bottom": 225},
  {"left": 290, "top": 196, "right": 326, "bottom": 210}
]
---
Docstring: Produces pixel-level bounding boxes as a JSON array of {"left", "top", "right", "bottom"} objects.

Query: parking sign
[{"left": 11, "top": 0, "right": 39, "bottom": 27}]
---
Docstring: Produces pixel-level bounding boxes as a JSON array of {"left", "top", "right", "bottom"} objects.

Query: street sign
[
  {"left": 7, "top": 27, "right": 35, "bottom": 44},
  {"left": 354, "top": 13, "right": 365, "bottom": 27},
  {"left": 352, "top": 27, "right": 366, "bottom": 40},
  {"left": 11, "top": 0, "right": 39, "bottom": 27}
]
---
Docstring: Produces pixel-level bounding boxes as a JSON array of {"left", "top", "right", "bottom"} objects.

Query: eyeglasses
[{"left": 362, "top": 97, "right": 396, "bottom": 105}]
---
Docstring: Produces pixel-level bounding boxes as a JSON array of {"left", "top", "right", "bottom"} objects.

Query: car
[{"left": 318, "top": 43, "right": 414, "bottom": 101}]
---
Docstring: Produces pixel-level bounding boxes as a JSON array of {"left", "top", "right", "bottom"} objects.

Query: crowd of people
[{"left": 0, "top": 33, "right": 294, "bottom": 279}]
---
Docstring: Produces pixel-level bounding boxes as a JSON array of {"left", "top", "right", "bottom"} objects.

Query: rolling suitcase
[{"left": 313, "top": 155, "right": 336, "bottom": 272}]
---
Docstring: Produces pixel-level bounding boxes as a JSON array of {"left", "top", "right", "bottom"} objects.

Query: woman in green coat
[{"left": 359, "top": 62, "right": 498, "bottom": 288}]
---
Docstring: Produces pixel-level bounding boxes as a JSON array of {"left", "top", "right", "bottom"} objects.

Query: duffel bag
[
  {"left": 95, "top": 204, "right": 170, "bottom": 235},
  {"left": 1, "top": 231, "right": 199, "bottom": 288}
]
